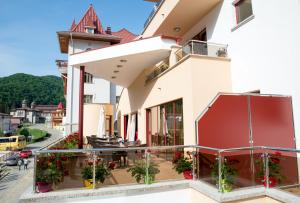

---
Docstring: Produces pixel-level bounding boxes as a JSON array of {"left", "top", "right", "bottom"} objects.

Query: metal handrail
[{"left": 35, "top": 144, "right": 300, "bottom": 154}]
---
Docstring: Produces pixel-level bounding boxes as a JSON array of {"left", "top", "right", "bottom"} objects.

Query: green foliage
[
  {"left": 95, "top": 164, "right": 110, "bottom": 183},
  {"left": 173, "top": 157, "right": 192, "bottom": 174},
  {"left": 211, "top": 158, "right": 237, "bottom": 192},
  {"left": 36, "top": 162, "right": 62, "bottom": 184},
  {"left": 19, "top": 128, "right": 30, "bottom": 137},
  {"left": 0, "top": 129, "right": 3, "bottom": 137},
  {"left": 256, "top": 152, "right": 285, "bottom": 184},
  {"left": 81, "top": 164, "right": 111, "bottom": 183},
  {"left": 0, "top": 73, "right": 65, "bottom": 113},
  {"left": 127, "top": 160, "right": 160, "bottom": 184},
  {"left": 28, "top": 128, "right": 47, "bottom": 141},
  {"left": 81, "top": 165, "right": 93, "bottom": 180}
]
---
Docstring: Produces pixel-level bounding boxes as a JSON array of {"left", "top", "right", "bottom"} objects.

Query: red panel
[
  {"left": 198, "top": 95, "right": 250, "bottom": 149},
  {"left": 250, "top": 96, "right": 295, "bottom": 148}
]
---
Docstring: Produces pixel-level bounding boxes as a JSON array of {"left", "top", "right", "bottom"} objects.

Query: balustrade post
[
  {"left": 265, "top": 152, "right": 270, "bottom": 189},
  {"left": 33, "top": 154, "right": 37, "bottom": 193},
  {"left": 218, "top": 151, "right": 223, "bottom": 193},
  {"left": 192, "top": 150, "right": 196, "bottom": 181},
  {"left": 92, "top": 151, "right": 96, "bottom": 189},
  {"left": 145, "top": 149, "right": 150, "bottom": 184}
]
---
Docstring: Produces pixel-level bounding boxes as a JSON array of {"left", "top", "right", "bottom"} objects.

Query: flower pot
[
  {"left": 83, "top": 179, "right": 94, "bottom": 189},
  {"left": 183, "top": 170, "right": 193, "bottom": 180},
  {"left": 36, "top": 182, "right": 52, "bottom": 193}
]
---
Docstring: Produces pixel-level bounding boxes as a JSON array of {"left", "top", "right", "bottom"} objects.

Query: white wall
[
  {"left": 182, "top": 0, "right": 300, "bottom": 148},
  {"left": 66, "top": 39, "right": 117, "bottom": 126}
]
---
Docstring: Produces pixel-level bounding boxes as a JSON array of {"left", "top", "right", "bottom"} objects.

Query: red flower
[
  {"left": 274, "top": 151, "right": 282, "bottom": 156},
  {"left": 270, "top": 157, "right": 280, "bottom": 164},
  {"left": 108, "top": 162, "right": 116, "bottom": 170}
]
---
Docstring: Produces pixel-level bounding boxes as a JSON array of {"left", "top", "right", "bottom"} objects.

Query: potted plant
[
  {"left": 81, "top": 165, "right": 93, "bottom": 189},
  {"left": 256, "top": 151, "right": 285, "bottom": 187},
  {"left": 127, "top": 160, "right": 160, "bottom": 184},
  {"left": 81, "top": 163, "right": 111, "bottom": 188},
  {"left": 95, "top": 163, "right": 110, "bottom": 184},
  {"left": 211, "top": 158, "right": 237, "bottom": 192},
  {"left": 36, "top": 167, "right": 51, "bottom": 193},
  {"left": 36, "top": 162, "right": 62, "bottom": 193},
  {"left": 173, "top": 153, "right": 193, "bottom": 180}
]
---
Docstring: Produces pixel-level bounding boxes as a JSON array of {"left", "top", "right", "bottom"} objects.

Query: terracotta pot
[
  {"left": 183, "top": 170, "right": 193, "bottom": 180},
  {"left": 36, "top": 182, "right": 52, "bottom": 193}
]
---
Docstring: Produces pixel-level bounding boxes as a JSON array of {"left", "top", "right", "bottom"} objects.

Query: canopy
[{"left": 69, "top": 36, "right": 177, "bottom": 87}]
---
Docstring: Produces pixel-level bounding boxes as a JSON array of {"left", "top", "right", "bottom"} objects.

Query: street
[{"left": 0, "top": 124, "right": 63, "bottom": 203}]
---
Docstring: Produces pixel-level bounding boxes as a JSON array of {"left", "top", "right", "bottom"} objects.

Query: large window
[
  {"left": 84, "top": 95, "right": 93, "bottom": 103},
  {"left": 84, "top": 72, "right": 93, "bottom": 83},
  {"left": 234, "top": 0, "right": 253, "bottom": 24},
  {"left": 146, "top": 99, "right": 183, "bottom": 146}
]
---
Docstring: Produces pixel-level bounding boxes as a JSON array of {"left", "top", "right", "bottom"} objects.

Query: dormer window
[{"left": 85, "top": 27, "right": 95, "bottom": 34}]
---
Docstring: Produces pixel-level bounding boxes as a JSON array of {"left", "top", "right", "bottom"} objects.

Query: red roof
[
  {"left": 70, "top": 19, "right": 76, "bottom": 30},
  {"left": 112, "top": 28, "right": 138, "bottom": 44},
  {"left": 71, "top": 4, "right": 104, "bottom": 34}
]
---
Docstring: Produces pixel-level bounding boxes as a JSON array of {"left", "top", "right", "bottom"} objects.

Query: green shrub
[
  {"left": 19, "top": 128, "right": 30, "bottom": 137},
  {"left": 0, "top": 129, "right": 4, "bottom": 137}
]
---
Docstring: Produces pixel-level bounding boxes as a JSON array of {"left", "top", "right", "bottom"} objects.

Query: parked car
[
  {"left": 19, "top": 150, "right": 32, "bottom": 158},
  {"left": 5, "top": 155, "right": 20, "bottom": 166}
]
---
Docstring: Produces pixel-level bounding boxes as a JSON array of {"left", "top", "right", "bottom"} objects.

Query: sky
[{"left": 0, "top": 0, "right": 155, "bottom": 77}]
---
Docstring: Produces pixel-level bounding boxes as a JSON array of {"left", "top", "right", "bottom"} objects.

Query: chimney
[{"left": 106, "top": 27, "right": 112, "bottom": 35}]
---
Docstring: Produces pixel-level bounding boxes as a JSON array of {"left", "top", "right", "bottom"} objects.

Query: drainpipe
[{"left": 78, "top": 66, "right": 85, "bottom": 149}]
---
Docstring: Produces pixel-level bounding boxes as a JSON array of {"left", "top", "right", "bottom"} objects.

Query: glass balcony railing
[
  {"left": 32, "top": 145, "right": 300, "bottom": 198},
  {"left": 144, "top": 1, "right": 164, "bottom": 28},
  {"left": 175, "top": 40, "right": 228, "bottom": 62},
  {"left": 145, "top": 60, "right": 169, "bottom": 83}
]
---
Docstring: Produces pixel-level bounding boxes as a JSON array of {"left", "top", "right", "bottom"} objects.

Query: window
[
  {"left": 84, "top": 95, "right": 93, "bottom": 103},
  {"left": 85, "top": 27, "right": 94, "bottom": 34},
  {"left": 84, "top": 72, "right": 93, "bottom": 83},
  {"left": 146, "top": 99, "right": 184, "bottom": 147},
  {"left": 234, "top": 0, "right": 253, "bottom": 24}
]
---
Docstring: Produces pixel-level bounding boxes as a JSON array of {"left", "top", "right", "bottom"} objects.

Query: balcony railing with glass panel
[
  {"left": 175, "top": 40, "right": 228, "bottom": 62},
  {"left": 32, "top": 144, "right": 300, "bottom": 199},
  {"left": 144, "top": 0, "right": 164, "bottom": 28},
  {"left": 145, "top": 59, "right": 169, "bottom": 84}
]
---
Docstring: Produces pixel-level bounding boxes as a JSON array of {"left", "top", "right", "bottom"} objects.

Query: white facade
[
  {"left": 175, "top": 0, "right": 300, "bottom": 147},
  {"left": 66, "top": 38, "right": 119, "bottom": 127}
]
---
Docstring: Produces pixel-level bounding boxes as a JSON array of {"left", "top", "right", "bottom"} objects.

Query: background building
[{"left": 56, "top": 5, "right": 137, "bottom": 134}]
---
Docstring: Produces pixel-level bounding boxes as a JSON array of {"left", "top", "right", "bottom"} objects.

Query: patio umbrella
[
  {"left": 162, "top": 108, "right": 169, "bottom": 136},
  {"left": 129, "top": 114, "right": 136, "bottom": 142},
  {"left": 126, "top": 115, "right": 131, "bottom": 141},
  {"left": 97, "top": 106, "right": 106, "bottom": 138}
]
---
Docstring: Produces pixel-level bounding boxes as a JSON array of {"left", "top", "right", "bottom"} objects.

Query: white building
[
  {"left": 56, "top": 5, "right": 137, "bottom": 133},
  {"left": 141, "top": 0, "right": 300, "bottom": 146}
]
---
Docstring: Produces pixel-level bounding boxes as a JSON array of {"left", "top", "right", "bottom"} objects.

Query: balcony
[
  {"left": 142, "top": 0, "right": 221, "bottom": 38},
  {"left": 176, "top": 40, "right": 228, "bottom": 62},
  {"left": 145, "top": 40, "right": 228, "bottom": 84},
  {"left": 20, "top": 145, "right": 300, "bottom": 202}
]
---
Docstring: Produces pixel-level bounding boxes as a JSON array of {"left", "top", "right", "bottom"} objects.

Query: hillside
[{"left": 0, "top": 73, "right": 65, "bottom": 113}]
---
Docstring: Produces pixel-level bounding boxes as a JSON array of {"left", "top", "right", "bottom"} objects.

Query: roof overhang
[
  {"left": 143, "top": 0, "right": 221, "bottom": 38},
  {"left": 57, "top": 31, "right": 122, "bottom": 53},
  {"left": 69, "top": 36, "right": 177, "bottom": 87}
]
